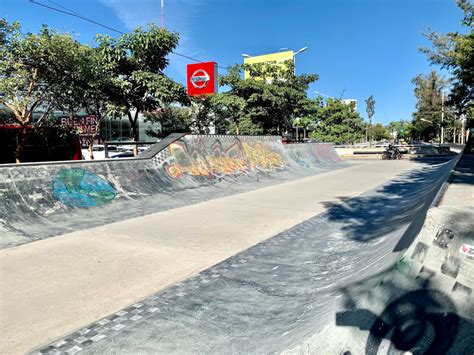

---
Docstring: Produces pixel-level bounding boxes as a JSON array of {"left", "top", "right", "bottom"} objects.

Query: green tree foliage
[
  {"left": 0, "top": 19, "right": 83, "bottom": 162},
  {"left": 309, "top": 98, "right": 365, "bottom": 144},
  {"left": 420, "top": 0, "right": 473, "bottom": 115},
  {"left": 188, "top": 96, "right": 215, "bottom": 134},
  {"left": 40, "top": 33, "right": 111, "bottom": 159},
  {"left": 227, "top": 116, "right": 263, "bottom": 135},
  {"left": 210, "top": 93, "right": 247, "bottom": 134},
  {"left": 388, "top": 120, "right": 414, "bottom": 142},
  {"left": 218, "top": 63, "right": 318, "bottom": 135},
  {"left": 96, "top": 24, "right": 189, "bottom": 155},
  {"left": 411, "top": 70, "right": 452, "bottom": 141},
  {"left": 372, "top": 123, "right": 390, "bottom": 141},
  {"left": 144, "top": 106, "right": 192, "bottom": 138}
]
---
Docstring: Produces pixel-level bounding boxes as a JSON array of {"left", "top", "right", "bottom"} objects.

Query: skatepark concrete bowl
[
  {"left": 0, "top": 134, "right": 344, "bottom": 248},
  {"left": 0, "top": 134, "right": 471, "bottom": 354}
]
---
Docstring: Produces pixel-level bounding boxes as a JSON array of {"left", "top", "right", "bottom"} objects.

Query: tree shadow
[
  {"left": 449, "top": 154, "right": 474, "bottom": 185},
  {"left": 335, "top": 268, "right": 474, "bottom": 355},
  {"left": 320, "top": 157, "right": 458, "bottom": 251}
]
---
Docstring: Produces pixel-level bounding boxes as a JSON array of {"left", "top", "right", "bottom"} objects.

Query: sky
[{"left": 1, "top": 0, "right": 467, "bottom": 124}]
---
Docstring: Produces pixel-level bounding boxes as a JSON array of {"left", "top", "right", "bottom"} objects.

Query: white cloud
[{"left": 99, "top": 0, "right": 210, "bottom": 82}]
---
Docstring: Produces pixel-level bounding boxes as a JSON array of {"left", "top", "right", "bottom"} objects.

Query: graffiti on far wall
[
  {"left": 163, "top": 137, "right": 284, "bottom": 179},
  {"left": 53, "top": 168, "right": 116, "bottom": 207}
]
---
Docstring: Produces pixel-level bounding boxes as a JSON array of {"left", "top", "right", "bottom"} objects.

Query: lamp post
[
  {"left": 314, "top": 91, "right": 335, "bottom": 99},
  {"left": 441, "top": 90, "right": 445, "bottom": 144},
  {"left": 292, "top": 47, "right": 308, "bottom": 75}
]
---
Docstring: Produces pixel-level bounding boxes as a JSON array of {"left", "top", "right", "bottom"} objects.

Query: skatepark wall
[{"left": 0, "top": 134, "right": 343, "bottom": 248}]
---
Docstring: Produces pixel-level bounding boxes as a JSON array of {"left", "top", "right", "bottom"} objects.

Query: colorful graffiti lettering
[
  {"left": 52, "top": 168, "right": 116, "bottom": 207},
  {"left": 163, "top": 137, "right": 284, "bottom": 180}
]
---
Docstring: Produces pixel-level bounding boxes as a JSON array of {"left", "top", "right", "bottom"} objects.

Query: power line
[{"left": 29, "top": 0, "right": 228, "bottom": 70}]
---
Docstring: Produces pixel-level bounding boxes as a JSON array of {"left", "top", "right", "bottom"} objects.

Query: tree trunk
[
  {"left": 128, "top": 110, "right": 140, "bottom": 157},
  {"left": 369, "top": 117, "right": 372, "bottom": 147},
  {"left": 14, "top": 124, "right": 29, "bottom": 164},
  {"left": 87, "top": 112, "right": 103, "bottom": 160}
]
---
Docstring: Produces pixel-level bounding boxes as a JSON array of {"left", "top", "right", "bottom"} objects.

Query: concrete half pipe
[{"left": 0, "top": 134, "right": 343, "bottom": 248}]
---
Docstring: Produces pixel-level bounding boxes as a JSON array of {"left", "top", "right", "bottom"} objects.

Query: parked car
[{"left": 111, "top": 151, "right": 134, "bottom": 158}]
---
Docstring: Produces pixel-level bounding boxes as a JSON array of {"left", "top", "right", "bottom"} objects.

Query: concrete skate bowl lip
[
  {"left": 283, "top": 142, "right": 344, "bottom": 165},
  {"left": 0, "top": 134, "right": 345, "bottom": 247},
  {"left": 0, "top": 133, "right": 187, "bottom": 168}
]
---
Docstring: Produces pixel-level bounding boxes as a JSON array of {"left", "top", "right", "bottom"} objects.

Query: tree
[
  {"left": 218, "top": 63, "right": 319, "bottom": 135},
  {"left": 372, "top": 123, "right": 390, "bottom": 141},
  {"left": 144, "top": 106, "right": 192, "bottom": 138},
  {"left": 41, "top": 32, "right": 108, "bottom": 159},
  {"left": 187, "top": 96, "right": 215, "bottom": 134},
  {"left": 411, "top": 70, "right": 451, "bottom": 142},
  {"left": 365, "top": 95, "right": 375, "bottom": 146},
  {"left": 0, "top": 106, "right": 14, "bottom": 124},
  {"left": 96, "top": 24, "right": 188, "bottom": 155},
  {"left": 211, "top": 93, "right": 247, "bottom": 134},
  {"left": 420, "top": 0, "right": 473, "bottom": 115},
  {"left": 309, "top": 98, "right": 365, "bottom": 144},
  {"left": 0, "top": 19, "right": 80, "bottom": 162},
  {"left": 388, "top": 120, "right": 414, "bottom": 143}
]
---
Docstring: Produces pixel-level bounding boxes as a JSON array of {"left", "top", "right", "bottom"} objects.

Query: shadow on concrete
[
  {"left": 320, "top": 157, "right": 457, "bottom": 251},
  {"left": 336, "top": 274, "right": 474, "bottom": 355}
]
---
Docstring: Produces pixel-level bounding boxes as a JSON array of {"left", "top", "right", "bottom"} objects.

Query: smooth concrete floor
[{"left": 0, "top": 160, "right": 419, "bottom": 354}]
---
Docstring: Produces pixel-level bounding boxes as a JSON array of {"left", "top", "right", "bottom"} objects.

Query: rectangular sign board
[{"left": 186, "top": 62, "right": 218, "bottom": 96}]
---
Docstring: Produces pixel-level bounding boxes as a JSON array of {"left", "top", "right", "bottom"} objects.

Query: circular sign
[{"left": 190, "top": 69, "right": 210, "bottom": 89}]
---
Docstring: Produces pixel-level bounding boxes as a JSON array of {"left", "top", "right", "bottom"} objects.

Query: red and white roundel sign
[
  {"left": 187, "top": 62, "right": 218, "bottom": 96},
  {"left": 191, "top": 69, "right": 210, "bottom": 89}
]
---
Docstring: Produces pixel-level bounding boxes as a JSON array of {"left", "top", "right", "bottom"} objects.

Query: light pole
[
  {"left": 314, "top": 91, "right": 335, "bottom": 99},
  {"left": 161, "top": 0, "right": 164, "bottom": 28},
  {"left": 292, "top": 47, "right": 308, "bottom": 75},
  {"left": 441, "top": 90, "right": 445, "bottom": 144}
]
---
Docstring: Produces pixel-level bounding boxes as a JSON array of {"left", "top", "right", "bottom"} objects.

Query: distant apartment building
[{"left": 341, "top": 99, "right": 357, "bottom": 111}]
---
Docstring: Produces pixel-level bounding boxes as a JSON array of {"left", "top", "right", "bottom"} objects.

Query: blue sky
[{"left": 1, "top": 0, "right": 467, "bottom": 124}]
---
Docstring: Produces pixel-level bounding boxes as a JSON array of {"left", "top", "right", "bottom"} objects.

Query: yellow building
[{"left": 243, "top": 50, "right": 294, "bottom": 80}]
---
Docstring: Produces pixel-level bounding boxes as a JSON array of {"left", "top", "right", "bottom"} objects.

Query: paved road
[{"left": 0, "top": 159, "right": 430, "bottom": 354}]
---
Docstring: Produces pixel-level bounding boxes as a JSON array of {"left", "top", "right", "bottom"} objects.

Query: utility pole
[
  {"left": 441, "top": 90, "right": 445, "bottom": 144},
  {"left": 161, "top": 0, "right": 164, "bottom": 28},
  {"left": 365, "top": 95, "right": 375, "bottom": 147}
]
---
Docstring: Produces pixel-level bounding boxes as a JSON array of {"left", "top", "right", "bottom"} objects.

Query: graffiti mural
[
  {"left": 163, "top": 137, "right": 284, "bottom": 180},
  {"left": 53, "top": 168, "right": 116, "bottom": 207},
  {"left": 313, "top": 143, "right": 342, "bottom": 163}
]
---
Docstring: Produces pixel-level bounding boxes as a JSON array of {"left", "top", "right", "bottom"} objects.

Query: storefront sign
[{"left": 186, "top": 62, "right": 218, "bottom": 96}]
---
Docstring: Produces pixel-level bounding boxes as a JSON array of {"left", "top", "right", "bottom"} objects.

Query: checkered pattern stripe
[
  {"left": 151, "top": 149, "right": 170, "bottom": 167},
  {"left": 32, "top": 302, "right": 157, "bottom": 354}
]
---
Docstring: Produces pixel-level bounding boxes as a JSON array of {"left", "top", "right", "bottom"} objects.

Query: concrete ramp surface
[
  {"left": 19, "top": 156, "right": 466, "bottom": 355},
  {"left": 0, "top": 134, "right": 342, "bottom": 248},
  {"left": 1, "top": 134, "right": 470, "bottom": 354}
]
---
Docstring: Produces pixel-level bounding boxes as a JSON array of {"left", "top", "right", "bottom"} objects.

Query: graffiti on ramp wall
[
  {"left": 163, "top": 137, "right": 285, "bottom": 180},
  {"left": 53, "top": 168, "right": 116, "bottom": 208}
]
